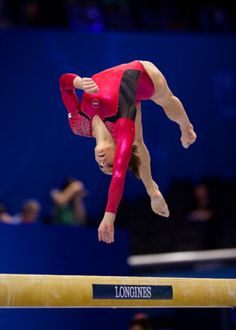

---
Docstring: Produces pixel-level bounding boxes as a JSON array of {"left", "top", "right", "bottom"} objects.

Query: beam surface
[{"left": 0, "top": 274, "right": 235, "bottom": 308}]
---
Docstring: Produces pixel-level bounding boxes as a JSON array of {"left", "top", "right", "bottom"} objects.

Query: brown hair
[{"left": 128, "top": 145, "right": 141, "bottom": 179}]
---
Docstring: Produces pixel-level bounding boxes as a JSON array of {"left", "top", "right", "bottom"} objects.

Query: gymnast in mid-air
[{"left": 59, "top": 60, "right": 197, "bottom": 244}]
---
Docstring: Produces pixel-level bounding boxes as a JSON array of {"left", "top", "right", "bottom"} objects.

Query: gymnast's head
[{"left": 94, "top": 143, "right": 141, "bottom": 178}]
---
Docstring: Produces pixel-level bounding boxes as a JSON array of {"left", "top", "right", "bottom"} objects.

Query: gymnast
[{"left": 59, "top": 60, "right": 197, "bottom": 244}]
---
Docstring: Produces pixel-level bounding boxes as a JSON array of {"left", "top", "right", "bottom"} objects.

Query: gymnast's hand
[
  {"left": 98, "top": 212, "right": 115, "bottom": 244},
  {"left": 73, "top": 76, "right": 99, "bottom": 94}
]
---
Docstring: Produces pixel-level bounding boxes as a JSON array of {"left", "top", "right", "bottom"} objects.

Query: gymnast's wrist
[
  {"left": 73, "top": 76, "right": 82, "bottom": 89},
  {"left": 104, "top": 211, "right": 116, "bottom": 223}
]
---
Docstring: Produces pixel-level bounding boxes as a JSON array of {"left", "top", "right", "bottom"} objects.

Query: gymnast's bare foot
[
  {"left": 180, "top": 124, "right": 197, "bottom": 149},
  {"left": 150, "top": 187, "right": 170, "bottom": 218}
]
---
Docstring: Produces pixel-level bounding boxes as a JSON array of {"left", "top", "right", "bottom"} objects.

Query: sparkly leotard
[{"left": 59, "top": 60, "right": 154, "bottom": 214}]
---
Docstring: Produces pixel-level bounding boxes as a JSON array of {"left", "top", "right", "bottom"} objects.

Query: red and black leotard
[{"left": 59, "top": 60, "right": 154, "bottom": 215}]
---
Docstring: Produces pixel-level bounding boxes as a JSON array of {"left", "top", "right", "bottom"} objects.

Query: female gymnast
[{"left": 59, "top": 60, "right": 197, "bottom": 244}]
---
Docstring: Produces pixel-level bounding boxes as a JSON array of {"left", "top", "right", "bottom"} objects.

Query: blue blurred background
[{"left": 0, "top": 1, "right": 236, "bottom": 329}]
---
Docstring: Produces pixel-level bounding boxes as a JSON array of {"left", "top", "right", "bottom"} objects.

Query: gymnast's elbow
[{"left": 68, "top": 120, "right": 80, "bottom": 135}]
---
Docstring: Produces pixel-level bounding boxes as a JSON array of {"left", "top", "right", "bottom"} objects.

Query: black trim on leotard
[
  {"left": 78, "top": 110, "right": 90, "bottom": 121},
  {"left": 104, "top": 69, "right": 141, "bottom": 123}
]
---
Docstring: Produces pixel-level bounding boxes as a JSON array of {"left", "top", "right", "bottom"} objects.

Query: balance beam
[{"left": 0, "top": 274, "right": 235, "bottom": 308}]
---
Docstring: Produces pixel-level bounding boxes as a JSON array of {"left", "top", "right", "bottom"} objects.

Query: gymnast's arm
[
  {"left": 106, "top": 118, "right": 135, "bottom": 213},
  {"left": 98, "top": 118, "right": 135, "bottom": 243},
  {"left": 59, "top": 74, "right": 99, "bottom": 134},
  {"left": 59, "top": 73, "right": 82, "bottom": 135}
]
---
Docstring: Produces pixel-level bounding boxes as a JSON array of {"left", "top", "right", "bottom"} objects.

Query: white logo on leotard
[{"left": 91, "top": 99, "right": 100, "bottom": 109}]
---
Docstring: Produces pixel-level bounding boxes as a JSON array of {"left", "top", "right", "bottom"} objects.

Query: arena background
[
  {"left": 0, "top": 1, "right": 236, "bottom": 329},
  {"left": 0, "top": 30, "right": 235, "bottom": 217}
]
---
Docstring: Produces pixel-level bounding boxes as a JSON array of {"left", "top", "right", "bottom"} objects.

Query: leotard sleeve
[
  {"left": 105, "top": 118, "right": 135, "bottom": 214},
  {"left": 59, "top": 74, "right": 81, "bottom": 135}
]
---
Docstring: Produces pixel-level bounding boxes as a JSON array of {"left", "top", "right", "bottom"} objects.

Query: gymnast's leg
[
  {"left": 134, "top": 105, "right": 170, "bottom": 217},
  {"left": 140, "top": 60, "right": 197, "bottom": 148}
]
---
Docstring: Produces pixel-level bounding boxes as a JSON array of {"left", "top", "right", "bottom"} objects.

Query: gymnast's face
[{"left": 94, "top": 144, "right": 115, "bottom": 175}]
